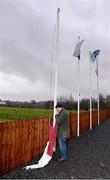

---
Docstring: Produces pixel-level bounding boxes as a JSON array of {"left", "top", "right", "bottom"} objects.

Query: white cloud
[{"left": 0, "top": 72, "right": 50, "bottom": 101}]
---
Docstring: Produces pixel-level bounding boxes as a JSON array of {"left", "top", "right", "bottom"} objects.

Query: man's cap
[{"left": 55, "top": 103, "right": 62, "bottom": 108}]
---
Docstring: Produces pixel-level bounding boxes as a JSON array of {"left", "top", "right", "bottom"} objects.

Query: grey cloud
[{"left": 0, "top": 0, "right": 110, "bottom": 101}]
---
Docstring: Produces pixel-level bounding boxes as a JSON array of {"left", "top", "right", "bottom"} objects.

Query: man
[{"left": 55, "top": 104, "right": 70, "bottom": 162}]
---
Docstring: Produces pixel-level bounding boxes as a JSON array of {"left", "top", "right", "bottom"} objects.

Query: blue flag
[{"left": 91, "top": 49, "right": 100, "bottom": 62}]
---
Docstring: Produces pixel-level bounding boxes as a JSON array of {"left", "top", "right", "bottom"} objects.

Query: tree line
[{"left": 0, "top": 94, "right": 110, "bottom": 110}]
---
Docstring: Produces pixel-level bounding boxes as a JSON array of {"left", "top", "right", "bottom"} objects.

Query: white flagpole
[
  {"left": 77, "top": 59, "right": 80, "bottom": 136},
  {"left": 25, "top": 9, "right": 60, "bottom": 170},
  {"left": 96, "top": 57, "right": 100, "bottom": 125},
  {"left": 73, "top": 37, "right": 84, "bottom": 136},
  {"left": 77, "top": 36, "right": 80, "bottom": 137},
  {"left": 53, "top": 8, "right": 60, "bottom": 126},
  {"left": 89, "top": 52, "right": 92, "bottom": 130}
]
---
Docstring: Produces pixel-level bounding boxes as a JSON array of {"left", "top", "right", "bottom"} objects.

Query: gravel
[{"left": 1, "top": 118, "right": 110, "bottom": 179}]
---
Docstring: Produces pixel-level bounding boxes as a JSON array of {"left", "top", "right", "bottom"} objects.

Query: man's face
[{"left": 56, "top": 107, "right": 62, "bottom": 113}]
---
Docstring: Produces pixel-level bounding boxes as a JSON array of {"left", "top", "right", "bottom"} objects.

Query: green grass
[
  {"left": 0, "top": 107, "right": 53, "bottom": 122},
  {"left": 0, "top": 107, "right": 80, "bottom": 122}
]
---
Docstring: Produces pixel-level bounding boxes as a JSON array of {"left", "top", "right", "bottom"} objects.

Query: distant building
[{"left": 0, "top": 101, "right": 7, "bottom": 105}]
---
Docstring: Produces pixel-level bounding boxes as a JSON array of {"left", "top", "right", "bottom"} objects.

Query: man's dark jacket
[{"left": 55, "top": 108, "right": 70, "bottom": 138}]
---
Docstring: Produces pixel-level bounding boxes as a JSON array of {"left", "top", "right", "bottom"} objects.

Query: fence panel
[
  {"left": 69, "top": 113, "right": 77, "bottom": 139},
  {"left": 0, "top": 108, "right": 110, "bottom": 176},
  {"left": 92, "top": 110, "right": 98, "bottom": 128},
  {"left": 80, "top": 112, "right": 90, "bottom": 134}
]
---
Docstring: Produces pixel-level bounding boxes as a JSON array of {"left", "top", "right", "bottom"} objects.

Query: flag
[
  {"left": 73, "top": 39, "right": 84, "bottom": 59},
  {"left": 91, "top": 49, "right": 100, "bottom": 63},
  {"left": 25, "top": 123, "right": 57, "bottom": 170},
  {"left": 47, "top": 123, "right": 57, "bottom": 156}
]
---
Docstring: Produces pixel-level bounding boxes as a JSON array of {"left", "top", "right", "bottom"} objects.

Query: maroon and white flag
[{"left": 25, "top": 123, "right": 57, "bottom": 170}]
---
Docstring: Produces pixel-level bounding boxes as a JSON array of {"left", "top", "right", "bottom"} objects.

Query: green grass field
[
  {"left": 0, "top": 107, "right": 77, "bottom": 122},
  {"left": 0, "top": 107, "right": 53, "bottom": 122}
]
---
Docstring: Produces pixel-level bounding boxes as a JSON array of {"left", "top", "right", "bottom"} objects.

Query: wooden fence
[{"left": 0, "top": 108, "right": 110, "bottom": 176}]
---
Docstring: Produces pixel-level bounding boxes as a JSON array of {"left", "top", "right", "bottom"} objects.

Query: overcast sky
[{"left": 0, "top": 0, "right": 110, "bottom": 102}]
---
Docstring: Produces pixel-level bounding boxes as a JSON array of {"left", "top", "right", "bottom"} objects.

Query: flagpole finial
[
  {"left": 78, "top": 36, "right": 80, "bottom": 40},
  {"left": 57, "top": 8, "right": 60, "bottom": 13}
]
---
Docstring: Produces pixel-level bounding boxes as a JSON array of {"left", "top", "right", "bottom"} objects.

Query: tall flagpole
[
  {"left": 73, "top": 37, "right": 84, "bottom": 136},
  {"left": 25, "top": 9, "right": 60, "bottom": 170},
  {"left": 53, "top": 8, "right": 60, "bottom": 126},
  {"left": 77, "top": 36, "right": 80, "bottom": 137},
  {"left": 96, "top": 57, "right": 100, "bottom": 125},
  {"left": 89, "top": 51, "right": 92, "bottom": 130},
  {"left": 91, "top": 49, "right": 100, "bottom": 126}
]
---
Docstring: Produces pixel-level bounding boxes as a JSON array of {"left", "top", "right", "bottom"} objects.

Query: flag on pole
[
  {"left": 73, "top": 38, "right": 84, "bottom": 136},
  {"left": 91, "top": 49, "right": 100, "bottom": 125},
  {"left": 25, "top": 8, "right": 60, "bottom": 170},
  {"left": 91, "top": 49, "right": 100, "bottom": 62},
  {"left": 73, "top": 39, "right": 84, "bottom": 59},
  {"left": 47, "top": 123, "right": 57, "bottom": 156},
  {"left": 25, "top": 123, "right": 57, "bottom": 170}
]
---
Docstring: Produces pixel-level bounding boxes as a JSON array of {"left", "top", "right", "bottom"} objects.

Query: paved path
[{"left": 1, "top": 119, "right": 110, "bottom": 179}]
